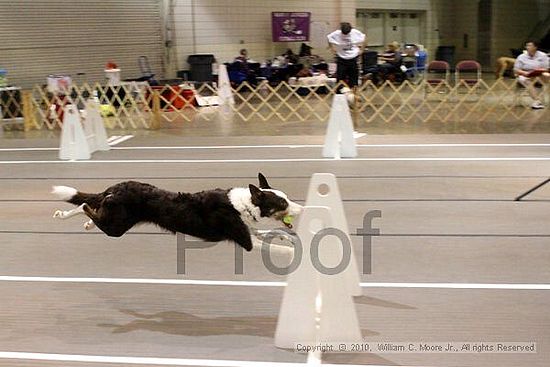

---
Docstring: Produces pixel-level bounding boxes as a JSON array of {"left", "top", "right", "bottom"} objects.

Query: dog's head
[{"left": 246, "top": 173, "right": 303, "bottom": 227}]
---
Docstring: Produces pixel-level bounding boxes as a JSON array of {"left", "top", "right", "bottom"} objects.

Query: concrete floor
[{"left": 0, "top": 128, "right": 549, "bottom": 366}]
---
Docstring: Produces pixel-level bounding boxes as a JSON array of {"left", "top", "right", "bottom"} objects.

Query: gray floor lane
[
  {"left": 0, "top": 177, "right": 549, "bottom": 201},
  {"left": 1, "top": 201, "right": 548, "bottom": 236},
  {"left": 1, "top": 161, "right": 549, "bottom": 181},
  {"left": 0, "top": 234, "right": 549, "bottom": 284},
  {"left": 1, "top": 144, "right": 549, "bottom": 161},
  {"left": 0, "top": 282, "right": 547, "bottom": 366}
]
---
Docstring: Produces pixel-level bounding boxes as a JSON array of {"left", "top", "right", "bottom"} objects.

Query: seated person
[
  {"left": 299, "top": 43, "right": 313, "bottom": 57},
  {"left": 514, "top": 40, "right": 550, "bottom": 109},
  {"left": 276, "top": 49, "right": 304, "bottom": 80},
  {"left": 402, "top": 44, "right": 418, "bottom": 69},
  {"left": 282, "top": 49, "right": 299, "bottom": 65},
  {"left": 401, "top": 44, "right": 420, "bottom": 80},
  {"left": 364, "top": 41, "right": 402, "bottom": 85},
  {"left": 234, "top": 48, "right": 249, "bottom": 63},
  {"left": 297, "top": 43, "right": 326, "bottom": 75},
  {"left": 297, "top": 43, "right": 317, "bottom": 66},
  {"left": 230, "top": 49, "right": 258, "bottom": 86},
  {"left": 295, "top": 65, "right": 313, "bottom": 78}
]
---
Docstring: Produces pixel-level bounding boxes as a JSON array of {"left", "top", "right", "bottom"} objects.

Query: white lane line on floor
[
  {"left": 108, "top": 134, "right": 134, "bottom": 146},
  {"left": 0, "top": 276, "right": 548, "bottom": 290},
  {"left": 0, "top": 135, "right": 134, "bottom": 152},
  {"left": 0, "top": 276, "right": 286, "bottom": 286},
  {"left": 1, "top": 157, "right": 550, "bottom": 164},
  {"left": 106, "top": 135, "right": 120, "bottom": 143},
  {"left": 1, "top": 143, "right": 550, "bottom": 152},
  {"left": 0, "top": 147, "right": 58, "bottom": 151},
  {"left": 0, "top": 351, "right": 399, "bottom": 367}
]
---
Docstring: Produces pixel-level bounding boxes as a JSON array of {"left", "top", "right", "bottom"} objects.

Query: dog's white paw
[
  {"left": 84, "top": 220, "right": 95, "bottom": 230},
  {"left": 53, "top": 210, "right": 65, "bottom": 219}
]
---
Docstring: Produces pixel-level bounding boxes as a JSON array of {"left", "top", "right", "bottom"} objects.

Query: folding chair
[
  {"left": 424, "top": 60, "right": 450, "bottom": 98},
  {"left": 455, "top": 60, "right": 482, "bottom": 91}
]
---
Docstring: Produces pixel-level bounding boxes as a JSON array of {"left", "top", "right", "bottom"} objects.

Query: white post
[
  {"left": 84, "top": 100, "right": 110, "bottom": 152},
  {"left": 323, "top": 94, "right": 357, "bottom": 158},
  {"left": 304, "top": 173, "right": 362, "bottom": 296},
  {"left": 275, "top": 173, "right": 363, "bottom": 350},
  {"left": 59, "top": 104, "right": 90, "bottom": 160},
  {"left": 275, "top": 206, "right": 362, "bottom": 349},
  {"left": 217, "top": 64, "right": 234, "bottom": 115}
]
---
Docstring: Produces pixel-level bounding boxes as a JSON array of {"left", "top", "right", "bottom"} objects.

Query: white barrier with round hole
[
  {"left": 303, "top": 173, "right": 362, "bottom": 296},
  {"left": 275, "top": 173, "right": 362, "bottom": 349}
]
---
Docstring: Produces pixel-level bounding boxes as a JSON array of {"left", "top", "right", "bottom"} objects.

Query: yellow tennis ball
[
  {"left": 100, "top": 104, "right": 115, "bottom": 117},
  {"left": 283, "top": 215, "right": 294, "bottom": 225}
]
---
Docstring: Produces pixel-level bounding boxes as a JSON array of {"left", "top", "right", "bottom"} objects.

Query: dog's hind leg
[
  {"left": 54, "top": 203, "right": 99, "bottom": 232},
  {"left": 254, "top": 228, "right": 298, "bottom": 245},
  {"left": 82, "top": 203, "right": 132, "bottom": 237},
  {"left": 53, "top": 204, "right": 86, "bottom": 219}
]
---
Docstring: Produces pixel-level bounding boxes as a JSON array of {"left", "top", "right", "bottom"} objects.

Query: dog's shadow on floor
[
  {"left": 99, "top": 309, "right": 380, "bottom": 337},
  {"left": 353, "top": 295, "right": 417, "bottom": 310},
  {"left": 99, "top": 309, "right": 278, "bottom": 337}
]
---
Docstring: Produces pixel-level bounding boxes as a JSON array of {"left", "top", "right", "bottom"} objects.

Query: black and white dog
[{"left": 52, "top": 173, "right": 302, "bottom": 251}]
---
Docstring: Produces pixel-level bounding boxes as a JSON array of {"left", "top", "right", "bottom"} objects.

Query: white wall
[
  {"left": 172, "top": 0, "right": 355, "bottom": 74},
  {"left": 356, "top": 0, "right": 441, "bottom": 54},
  {"left": 169, "top": 0, "right": 550, "bottom": 75},
  {"left": 492, "top": 0, "right": 550, "bottom": 64},
  {"left": 452, "top": 0, "right": 478, "bottom": 63}
]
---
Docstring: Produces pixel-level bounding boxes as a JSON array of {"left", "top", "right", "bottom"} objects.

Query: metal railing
[{"left": 0, "top": 78, "right": 548, "bottom": 131}]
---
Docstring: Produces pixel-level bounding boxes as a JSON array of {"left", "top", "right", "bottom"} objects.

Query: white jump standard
[{"left": 59, "top": 101, "right": 110, "bottom": 161}]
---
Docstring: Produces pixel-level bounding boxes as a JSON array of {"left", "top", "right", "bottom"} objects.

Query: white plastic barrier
[
  {"left": 275, "top": 173, "right": 362, "bottom": 349},
  {"left": 217, "top": 63, "right": 234, "bottom": 108},
  {"left": 322, "top": 94, "right": 357, "bottom": 159},
  {"left": 59, "top": 101, "right": 110, "bottom": 160},
  {"left": 303, "top": 173, "right": 362, "bottom": 296}
]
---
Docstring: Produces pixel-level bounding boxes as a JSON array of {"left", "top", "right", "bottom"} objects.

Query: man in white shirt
[
  {"left": 514, "top": 40, "right": 549, "bottom": 109},
  {"left": 327, "top": 22, "right": 366, "bottom": 88}
]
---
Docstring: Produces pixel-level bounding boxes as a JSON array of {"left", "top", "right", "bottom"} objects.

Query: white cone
[
  {"left": 59, "top": 104, "right": 90, "bottom": 160},
  {"left": 304, "top": 173, "right": 362, "bottom": 296},
  {"left": 275, "top": 206, "right": 362, "bottom": 349},
  {"left": 323, "top": 94, "right": 357, "bottom": 158},
  {"left": 217, "top": 64, "right": 234, "bottom": 114},
  {"left": 84, "top": 100, "right": 110, "bottom": 152}
]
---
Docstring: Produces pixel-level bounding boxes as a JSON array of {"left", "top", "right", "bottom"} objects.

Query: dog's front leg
[
  {"left": 252, "top": 228, "right": 299, "bottom": 246},
  {"left": 53, "top": 204, "right": 86, "bottom": 219},
  {"left": 251, "top": 228, "right": 267, "bottom": 241},
  {"left": 83, "top": 219, "right": 96, "bottom": 230}
]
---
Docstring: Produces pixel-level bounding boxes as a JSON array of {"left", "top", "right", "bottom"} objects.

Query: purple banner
[{"left": 272, "top": 12, "right": 310, "bottom": 42}]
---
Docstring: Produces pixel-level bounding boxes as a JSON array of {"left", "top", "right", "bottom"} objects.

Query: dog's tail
[{"left": 51, "top": 186, "right": 102, "bottom": 207}]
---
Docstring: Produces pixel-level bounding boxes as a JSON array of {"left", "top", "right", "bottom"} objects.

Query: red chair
[
  {"left": 424, "top": 60, "right": 450, "bottom": 97},
  {"left": 455, "top": 60, "right": 482, "bottom": 87}
]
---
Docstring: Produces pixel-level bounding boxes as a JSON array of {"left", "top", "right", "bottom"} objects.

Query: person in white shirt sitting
[
  {"left": 327, "top": 22, "right": 366, "bottom": 89},
  {"left": 514, "top": 40, "right": 550, "bottom": 109}
]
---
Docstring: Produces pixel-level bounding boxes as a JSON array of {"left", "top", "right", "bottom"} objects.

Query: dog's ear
[
  {"left": 258, "top": 173, "right": 271, "bottom": 189},
  {"left": 249, "top": 184, "right": 263, "bottom": 198}
]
